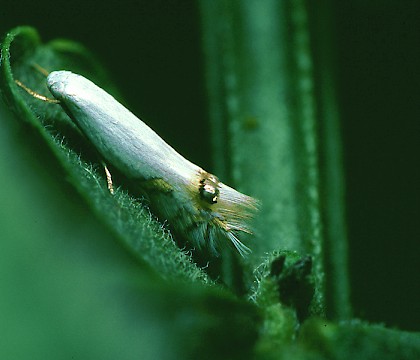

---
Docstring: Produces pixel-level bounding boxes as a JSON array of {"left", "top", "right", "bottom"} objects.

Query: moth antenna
[
  {"left": 14, "top": 79, "right": 60, "bottom": 104},
  {"left": 32, "top": 63, "right": 51, "bottom": 77}
]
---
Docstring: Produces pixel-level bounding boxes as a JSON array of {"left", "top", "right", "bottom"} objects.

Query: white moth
[{"left": 20, "top": 70, "right": 258, "bottom": 256}]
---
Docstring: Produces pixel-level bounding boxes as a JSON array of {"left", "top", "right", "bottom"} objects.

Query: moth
[{"left": 16, "top": 70, "right": 258, "bottom": 256}]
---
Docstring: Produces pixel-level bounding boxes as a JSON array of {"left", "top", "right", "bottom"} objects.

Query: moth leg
[
  {"left": 140, "top": 178, "right": 173, "bottom": 194},
  {"left": 102, "top": 162, "right": 114, "bottom": 195}
]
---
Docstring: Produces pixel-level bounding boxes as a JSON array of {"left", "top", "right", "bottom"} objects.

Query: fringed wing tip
[{"left": 226, "top": 231, "right": 252, "bottom": 257}]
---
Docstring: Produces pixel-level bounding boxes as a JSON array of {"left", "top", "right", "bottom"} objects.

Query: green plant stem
[{"left": 199, "top": 0, "right": 350, "bottom": 317}]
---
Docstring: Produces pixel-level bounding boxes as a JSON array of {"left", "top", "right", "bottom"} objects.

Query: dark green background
[{"left": 1, "top": 0, "right": 418, "bottom": 333}]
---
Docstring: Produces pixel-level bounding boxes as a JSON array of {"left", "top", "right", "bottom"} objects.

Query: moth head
[{"left": 199, "top": 173, "right": 220, "bottom": 204}]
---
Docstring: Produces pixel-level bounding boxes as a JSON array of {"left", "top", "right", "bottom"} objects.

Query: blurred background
[{"left": 1, "top": 0, "right": 418, "bottom": 349}]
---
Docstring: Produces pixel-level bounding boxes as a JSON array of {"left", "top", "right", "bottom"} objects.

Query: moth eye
[
  {"left": 200, "top": 183, "right": 218, "bottom": 204},
  {"left": 199, "top": 174, "right": 220, "bottom": 204}
]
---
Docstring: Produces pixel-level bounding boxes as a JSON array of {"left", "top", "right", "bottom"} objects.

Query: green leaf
[
  {"left": 2, "top": 17, "right": 420, "bottom": 360},
  {"left": 0, "top": 26, "right": 211, "bottom": 285},
  {"left": 0, "top": 25, "right": 260, "bottom": 360},
  {"left": 299, "top": 319, "right": 420, "bottom": 360}
]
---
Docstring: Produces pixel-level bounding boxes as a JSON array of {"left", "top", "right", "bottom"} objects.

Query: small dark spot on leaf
[
  {"left": 270, "top": 254, "right": 286, "bottom": 276},
  {"left": 242, "top": 116, "right": 259, "bottom": 130}
]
